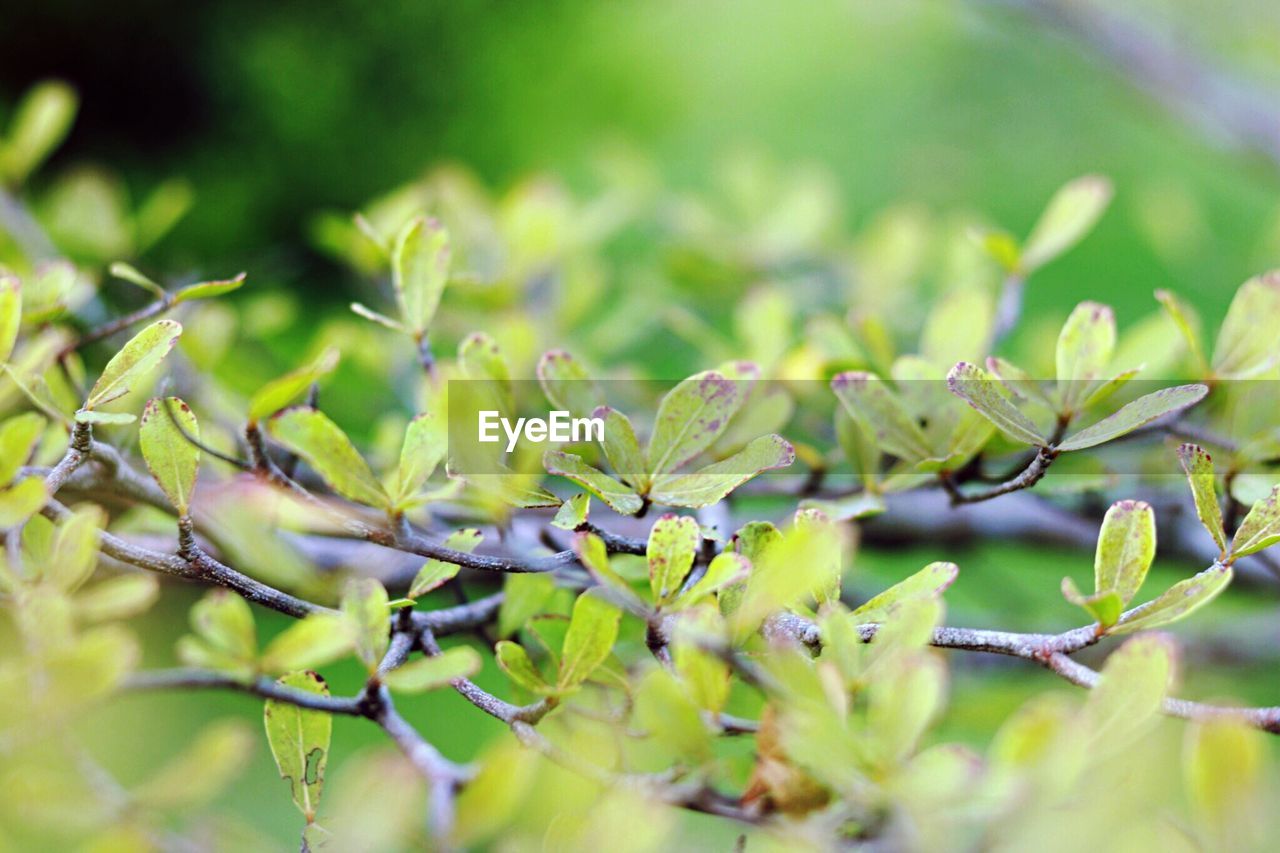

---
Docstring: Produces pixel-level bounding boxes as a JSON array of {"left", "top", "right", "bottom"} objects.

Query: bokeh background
[{"left": 4, "top": 0, "right": 1280, "bottom": 847}]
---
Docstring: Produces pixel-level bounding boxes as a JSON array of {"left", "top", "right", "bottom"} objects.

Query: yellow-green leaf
[
  {"left": 44, "top": 504, "right": 105, "bottom": 593},
  {"left": 1020, "top": 174, "right": 1113, "bottom": 272},
  {"left": 1083, "top": 634, "right": 1173, "bottom": 749},
  {"left": 1112, "top": 565, "right": 1233, "bottom": 635},
  {"left": 852, "top": 562, "right": 959, "bottom": 624},
  {"left": 946, "top": 361, "right": 1045, "bottom": 446},
  {"left": 172, "top": 272, "right": 247, "bottom": 304},
  {"left": 497, "top": 573, "right": 556, "bottom": 639},
  {"left": 494, "top": 640, "right": 555, "bottom": 695},
  {"left": 0, "top": 477, "right": 47, "bottom": 527},
  {"left": 550, "top": 492, "right": 590, "bottom": 531},
  {"left": 647, "top": 514, "right": 700, "bottom": 605},
  {"left": 671, "top": 551, "right": 749, "bottom": 609},
  {"left": 408, "top": 529, "right": 482, "bottom": 598},
  {"left": 558, "top": 590, "right": 621, "bottom": 689},
  {"left": 1093, "top": 499, "right": 1155, "bottom": 606},
  {"left": 1177, "top": 443, "right": 1227, "bottom": 555},
  {"left": 139, "top": 397, "right": 200, "bottom": 515},
  {"left": 598, "top": 406, "right": 647, "bottom": 489},
  {"left": 392, "top": 216, "right": 450, "bottom": 335},
  {"left": 1055, "top": 301, "right": 1115, "bottom": 411},
  {"left": 267, "top": 407, "right": 389, "bottom": 508},
  {"left": 832, "top": 371, "right": 933, "bottom": 461},
  {"left": 543, "top": 450, "right": 642, "bottom": 515},
  {"left": 261, "top": 613, "right": 354, "bottom": 673},
  {"left": 342, "top": 577, "right": 389, "bottom": 672},
  {"left": 1061, "top": 577, "right": 1123, "bottom": 629},
  {"left": 648, "top": 434, "right": 795, "bottom": 508},
  {"left": 0, "top": 411, "right": 45, "bottom": 486},
  {"left": 72, "top": 574, "right": 159, "bottom": 623},
  {"left": 2, "top": 80, "right": 77, "bottom": 184},
  {"left": 248, "top": 347, "right": 340, "bottom": 423},
  {"left": 394, "top": 413, "right": 445, "bottom": 504},
  {"left": 1211, "top": 271, "right": 1280, "bottom": 379},
  {"left": 1230, "top": 484, "right": 1280, "bottom": 558},
  {"left": 1058, "top": 384, "right": 1207, "bottom": 451},
  {"left": 190, "top": 589, "right": 258, "bottom": 663},
  {"left": 264, "top": 670, "right": 332, "bottom": 822},
  {"left": 646, "top": 370, "right": 745, "bottom": 476},
  {"left": 0, "top": 274, "right": 20, "bottom": 366},
  {"left": 536, "top": 349, "right": 603, "bottom": 419},
  {"left": 383, "top": 646, "right": 482, "bottom": 693},
  {"left": 83, "top": 319, "right": 182, "bottom": 410}
]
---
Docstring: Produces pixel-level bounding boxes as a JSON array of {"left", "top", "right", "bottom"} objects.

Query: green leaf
[
  {"left": 1231, "top": 484, "right": 1280, "bottom": 558},
  {"left": 266, "top": 407, "right": 389, "bottom": 508},
  {"left": 248, "top": 347, "right": 340, "bottom": 423},
  {"left": 139, "top": 397, "right": 200, "bottom": 515},
  {"left": 264, "top": 670, "right": 332, "bottom": 822},
  {"left": 408, "top": 529, "right": 482, "bottom": 598},
  {"left": 133, "top": 720, "right": 255, "bottom": 811},
  {"left": 0, "top": 412, "right": 45, "bottom": 486},
  {"left": 1154, "top": 289, "right": 1206, "bottom": 372},
  {"left": 73, "top": 573, "right": 159, "bottom": 623},
  {"left": 1185, "top": 719, "right": 1263, "bottom": 836},
  {"left": 0, "top": 477, "right": 47, "bottom": 527},
  {"left": 1020, "top": 174, "right": 1113, "bottom": 272},
  {"left": 1093, "top": 499, "right": 1155, "bottom": 607},
  {"left": 1055, "top": 301, "right": 1115, "bottom": 411},
  {"left": 108, "top": 262, "right": 166, "bottom": 300},
  {"left": 394, "top": 413, "right": 446, "bottom": 505},
  {"left": 383, "top": 646, "right": 482, "bottom": 693},
  {"left": 342, "top": 577, "right": 389, "bottom": 672},
  {"left": 1057, "top": 384, "right": 1208, "bottom": 451},
  {"left": 1177, "top": 443, "right": 1227, "bottom": 555},
  {"left": 1211, "top": 271, "right": 1280, "bottom": 378},
  {"left": 261, "top": 613, "right": 355, "bottom": 673},
  {"left": 1060, "top": 577, "right": 1123, "bottom": 629},
  {"left": 671, "top": 551, "right": 749, "bottom": 608},
  {"left": 799, "top": 491, "right": 886, "bottom": 522},
  {"left": 946, "top": 361, "right": 1045, "bottom": 446},
  {"left": 543, "top": 450, "right": 643, "bottom": 515},
  {"left": 921, "top": 288, "right": 993, "bottom": 368},
  {"left": 0, "top": 274, "right": 21, "bottom": 366},
  {"left": 536, "top": 349, "right": 603, "bottom": 419},
  {"left": 1111, "top": 565, "right": 1233, "bottom": 635},
  {"left": 45, "top": 504, "right": 105, "bottom": 593},
  {"left": 82, "top": 319, "right": 182, "bottom": 411},
  {"left": 852, "top": 562, "right": 959, "bottom": 623},
  {"left": 571, "top": 531, "right": 646, "bottom": 612},
  {"left": 597, "top": 406, "right": 647, "bottom": 489},
  {"left": 172, "top": 273, "right": 247, "bottom": 305},
  {"left": 2, "top": 80, "right": 77, "bottom": 184},
  {"left": 1083, "top": 634, "right": 1172, "bottom": 750},
  {"left": 494, "top": 640, "right": 555, "bottom": 695},
  {"left": 497, "top": 573, "right": 556, "bottom": 639},
  {"left": 392, "top": 216, "right": 450, "bottom": 335},
  {"left": 646, "top": 370, "right": 745, "bottom": 476},
  {"left": 647, "top": 514, "right": 700, "bottom": 604},
  {"left": 558, "top": 590, "right": 621, "bottom": 690},
  {"left": 648, "top": 434, "right": 795, "bottom": 508},
  {"left": 550, "top": 492, "right": 590, "bottom": 530},
  {"left": 831, "top": 371, "right": 932, "bottom": 460},
  {"left": 190, "top": 589, "right": 258, "bottom": 664}
]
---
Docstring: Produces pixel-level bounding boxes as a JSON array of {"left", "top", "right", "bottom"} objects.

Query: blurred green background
[{"left": 5, "top": 0, "right": 1280, "bottom": 847}]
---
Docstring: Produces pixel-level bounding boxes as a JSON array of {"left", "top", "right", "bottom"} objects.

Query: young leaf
[
  {"left": 1020, "top": 175, "right": 1113, "bottom": 272},
  {"left": 550, "top": 493, "right": 590, "bottom": 531},
  {"left": 597, "top": 406, "right": 647, "bottom": 488},
  {"left": 73, "top": 574, "right": 159, "bottom": 623},
  {"left": 382, "top": 646, "right": 482, "bottom": 693},
  {"left": 45, "top": 504, "right": 105, "bottom": 593},
  {"left": 1154, "top": 289, "right": 1206, "bottom": 372},
  {"left": 671, "top": 551, "right": 750, "bottom": 608},
  {"left": 261, "top": 613, "right": 355, "bottom": 673},
  {"left": 1229, "top": 484, "right": 1280, "bottom": 559},
  {"left": 1060, "top": 578, "right": 1123, "bottom": 629},
  {"left": 1057, "top": 384, "right": 1208, "bottom": 451},
  {"left": 647, "top": 514, "right": 700, "bottom": 604},
  {"left": 0, "top": 275, "right": 20, "bottom": 366},
  {"left": 1055, "top": 301, "right": 1115, "bottom": 411},
  {"left": 394, "top": 413, "right": 445, "bottom": 504},
  {"left": 1211, "top": 271, "right": 1280, "bottom": 378},
  {"left": 342, "top": 577, "right": 390, "bottom": 672},
  {"left": 392, "top": 216, "right": 450, "bottom": 335},
  {"left": 1177, "top": 443, "right": 1227, "bottom": 555},
  {"left": 264, "top": 670, "right": 332, "bottom": 822},
  {"left": 543, "top": 450, "right": 643, "bottom": 515},
  {"left": 831, "top": 371, "right": 932, "bottom": 461},
  {"left": 558, "top": 590, "right": 622, "bottom": 690},
  {"left": 646, "top": 370, "right": 744, "bottom": 476},
  {"left": 83, "top": 319, "right": 182, "bottom": 411},
  {"left": 852, "top": 562, "right": 959, "bottom": 624},
  {"left": 571, "top": 531, "right": 646, "bottom": 613},
  {"left": 1093, "top": 500, "right": 1155, "bottom": 607},
  {"left": 3, "top": 80, "right": 77, "bottom": 184},
  {"left": 1111, "top": 565, "right": 1233, "bottom": 634},
  {"left": 497, "top": 573, "right": 556, "bottom": 639},
  {"left": 408, "top": 529, "right": 482, "bottom": 598},
  {"left": 139, "top": 397, "right": 200, "bottom": 516},
  {"left": 109, "top": 261, "right": 166, "bottom": 299},
  {"left": 946, "top": 362, "right": 1046, "bottom": 446},
  {"left": 0, "top": 412, "right": 45, "bottom": 486},
  {"left": 190, "top": 588, "right": 258, "bottom": 664},
  {"left": 172, "top": 272, "right": 247, "bottom": 305},
  {"left": 536, "top": 350, "right": 603, "bottom": 418},
  {"left": 1083, "top": 633, "right": 1172, "bottom": 749},
  {"left": 266, "top": 407, "right": 389, "bottom": 508},
  {"left": 494, "top": 641, "right": 555, "bottom": 695},
  {"left": 0, "top": 477, "right": 47, "bottom": 527},
  {"left": 248, "top": 347, "right": 340, "bottom": 423},
  {"left": 648, "top": 434, "right": 794, "bottom": 508}
]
